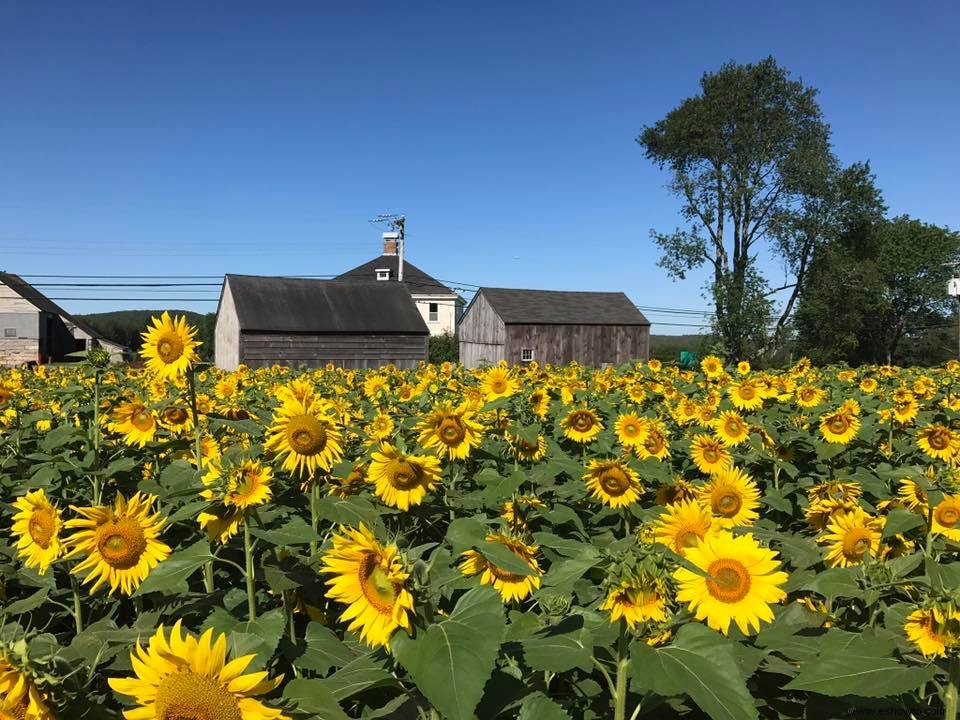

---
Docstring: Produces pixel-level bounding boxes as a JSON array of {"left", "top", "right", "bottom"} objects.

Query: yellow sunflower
[
  {"left": 11, "top": 489, "right": 63, "bottom": 575},
  {"left": 459, "top": 533, "right": 542, "bottom": 603},
  {"left": 109, "top": 400, "right": 158, "bottom": 447},
  {"left": 674, "top": 531, "right": 788, "bottom": 636},
  {"left": 198, "top": 459, "right": 274, "bottom": 543},
  {"left": 264, "top": 396, "right": 343, "bottom": 477},
  {"left": 561, "top": 408, "right": 604, "bottom": 444},
  {"left": 819, "top": 508, "right": 884, "bottom": 567},
  {"left": 109, "top": 621, "right": 287, "bottom": 720},
  {"left": 700, "top": 355, "right": 724, "bottom": 379},
  {"left": 501, "top": 495, "right": 546, "bottom": 531},
  {"left": 506, "top": 431, "right": 548, "bottom": 462},
  {"left": 689, "top": 434, "right": 732, "bottom": 475},
  {"left": 794, "top": 384, "right": 826, "bottom": 408},
  {"left": 636, "top": 424, "right": 670, "bottom": 461},
  {"left": 140, "top": 311, "right": 201, "bottom": 380},
  {"left": 416, "top": 402, "right": 484, "bottom": 460},
  {"left": 615, "top": 413, "right": 648, "bottom": 449},
  {"left": 583, "top": 459, "right": 643, "bottom": 508},
  {"left": 654, "top": 477, "right": 698, "bottom": 506},
  {"left": 480, "top": 366, "right": 519, "bottom": 401},
  {"left": 528, "top": 388, "right": 550, "bottom": 418},
  {"left": 819, "top": 406, "right": 860, "bottom": 445},
  {"left": 897, "top": 478, "right": 928, "bottom": 513},
  {"left": 735, "top": 360, "right": 751, "bottom": 376},
  {"left": 64, "top": 492, "right": 171, "bottom": 596},
  {"left": 654, "top": 499, "right": 714, "bottom": 554},
  {"left": 728, "top": 380, "right": 763, "bottom": 411},
  {"left": 931, "top": 494, "right": 960, "bottom": 541},
  {"left": 0, "top": 655, "right": 54, "bottom": 720},
  {"left": 368, "top": 444, "right": 441, "bottom": 510},
  {"left": 328, "top": 463, "right": 368, "bottom": 498},
  {"left": 365, "top": 412, "right": 395, "bottom": 441},
  {"left": 698, "top": 467, "right": 760, "bottom": 528},
  {"left": 904, "top": 606, "right": 960, "bottom": 658},
  {"left": 804, "top": 498, "right": 859, "bottom": 531},
  {"left": 917, "top": 423, "right": 960, "bottom": 462},
  {"left": 600, "top": 575, "right": 668, "bottom": 628},
  {"left": 320, "top": 524, "right": 414, "bottom": 648},
  {"left": 711, "top": 410, "right": 750, "bottom": 447}
]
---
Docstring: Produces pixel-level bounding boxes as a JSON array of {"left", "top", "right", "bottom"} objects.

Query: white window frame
[
  {"left": 428, "top": 302, "right": 439, "bottom": 322},
  {"left": 520, "top": 347, "right": 534, "bottom": 362},
  {"left": 3, "top": 328, "right": 16, "bottom": 338},
  {"left": 375, "top": 268, "right": 390, "bottom": 281}
]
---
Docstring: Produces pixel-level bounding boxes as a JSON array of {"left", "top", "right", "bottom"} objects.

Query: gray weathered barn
[
  {"left": 458, "top": 287, "right": 651, "bottom": 368},
  {"left": 214, "top": 274, "right": 429, "bottom": 370},
  {"left": 0, "top": 273, "right": 126, "bottom": 366}
]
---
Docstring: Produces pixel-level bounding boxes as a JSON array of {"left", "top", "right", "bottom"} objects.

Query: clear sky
[{"left": 1, "top": 1, "right": 958, "bottom": 333}]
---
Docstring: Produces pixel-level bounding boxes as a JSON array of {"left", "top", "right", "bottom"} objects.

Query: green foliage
[{"left": 428, "top": 330, "right": 459, "bottom": 364}]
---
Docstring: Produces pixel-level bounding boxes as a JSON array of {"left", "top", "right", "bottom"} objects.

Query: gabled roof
[
  {"left": 475, "top": 287, "right": 650, "bottom": 326},
  {"left": 224, "top": 275, "right": 429, "bottom": 334},
  {"left": 336, "top": 255, "right": 453, "bottom": 295},
  {"left": 0, "top": 272, "right": 117, "bottom": 342}
]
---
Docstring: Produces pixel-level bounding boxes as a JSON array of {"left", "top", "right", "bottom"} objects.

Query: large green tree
[
  {"left": 795, "top": 216, "right": 960, "bottom": 365},
  {"left": 639, "top": 56, "right": 864, "bottom": 359}
]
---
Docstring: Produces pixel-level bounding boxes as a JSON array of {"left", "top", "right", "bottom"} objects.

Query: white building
[{"left": 336, "top": 234, "right": 464, "bottom": 336}]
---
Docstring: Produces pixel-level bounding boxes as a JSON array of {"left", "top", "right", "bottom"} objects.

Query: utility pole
[{"left": 370, "top": 214, "right": 406, "bottom": 282}]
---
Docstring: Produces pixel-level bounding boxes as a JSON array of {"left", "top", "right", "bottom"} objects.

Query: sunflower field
[{"left": 1, "top": 315, "right": 960, "bottom": 720}]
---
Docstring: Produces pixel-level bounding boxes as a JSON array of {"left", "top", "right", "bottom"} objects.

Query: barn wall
[
  {"left": 239, "top": 333, "right": 428, "bottom": 369},
  {"left": 505, "top": 324, "right": 650, "bottom": 366},
  {"left": 458, "top": 292, "right": 505, "bottom": 367},
  {"left": 215, "top": 280, "right": 241, "bottom": 371}
]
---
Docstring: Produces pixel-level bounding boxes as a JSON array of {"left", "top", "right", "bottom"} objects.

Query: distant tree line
[
  {"left": 79, "top": 310, "right": 216, "bottom": 362},
  {"left": 640, "top": 56, "right": 960, "bottom": 366}
]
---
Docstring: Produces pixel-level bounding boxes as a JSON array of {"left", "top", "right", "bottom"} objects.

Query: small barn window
[
  {"left": 428, "top": 303, "right": 438, "bottom": 322},
  {"left": 521, "top": 347, "right": 534, "bottom": 362},
  {"left": 3, "top": 328, "right": 16, "bottom": 338},
  {"left": 375, "top": 268, "right": 390, "bottom": 281}
]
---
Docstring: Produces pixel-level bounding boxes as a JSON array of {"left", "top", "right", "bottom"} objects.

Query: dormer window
[{"left": 375, "top": 268, "right": 391, "bottom": 281}]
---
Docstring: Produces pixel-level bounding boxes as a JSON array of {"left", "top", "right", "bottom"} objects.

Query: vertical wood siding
[
  {"left": 215, "top": 280, "right": 241, "bottom": 370},
  {"left": 239, "top": 333, "right": 428, "bottom": 369},
  {"left": 505, "top": 324, "right": 649, "bottom": 366},
  {"left": 458, "top": 293, "right": 506, "bottom": 367}
]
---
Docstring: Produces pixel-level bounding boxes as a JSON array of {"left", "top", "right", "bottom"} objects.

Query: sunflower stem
[
  {"left": 203, "top": 559, "right": 215, "bottom": 594},
  {"left": 71, "top": 575, "right": 84, "bottom": 634},
  {"left": 243, "top": 514, "right": 257, "bottom": 620},
  {"left": 310, "top": 480, "right": 321, "bottom": 559},
  {"left": 945, "top": 656, "right": 960, "bottom": 720},
  {"left": 613, "top": 619, "right": 630, "bottom": 720},
  {"left": 91, "top": 370, "right": 102, "bottom": 505}
]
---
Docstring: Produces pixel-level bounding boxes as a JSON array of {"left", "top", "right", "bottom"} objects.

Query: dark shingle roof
[
  {"left": 336, "top": 255, "right": 452, "bottom": 294},
  {"left": 477, "top": 287, "right": 650, "bottom": 326},
  {"left": 0, "top": 272, "right": 114, "bottom": 341},
  {"left": 225, "top": 275, "right": 429, "bottom": 334}
]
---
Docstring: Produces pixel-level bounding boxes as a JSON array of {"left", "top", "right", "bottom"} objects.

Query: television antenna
[{"left": 370, "top": 214, "right": 405, "bottom": 281}]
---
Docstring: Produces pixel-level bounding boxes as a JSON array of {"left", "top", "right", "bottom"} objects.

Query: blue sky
[{"left": 1, "top": 1, "right": 958, "bottom": 333}]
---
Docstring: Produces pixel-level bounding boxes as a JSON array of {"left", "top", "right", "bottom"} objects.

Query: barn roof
[
  {"left": 476, "top": 287, "right": 650, "bottom": 326},
  {"left": 336, "top": 256, "right": 453, "bottom": 294},
  {"left": 224, "top": 275, "right": 429, "bottom": 334},
  {"left": 0, "top": 272, "right": 119, "bottom": 343}
]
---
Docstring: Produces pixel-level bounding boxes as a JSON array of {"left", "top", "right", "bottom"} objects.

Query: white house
[{"left": 336, "top": 234, "right": 464, "bottom": 336}]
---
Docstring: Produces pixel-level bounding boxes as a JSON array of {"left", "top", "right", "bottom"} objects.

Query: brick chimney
[{"left": 382, "top": 232, "right": 399, "bottom": 256}]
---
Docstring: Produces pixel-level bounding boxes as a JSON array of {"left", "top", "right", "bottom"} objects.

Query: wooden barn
[
  {"left": 0, "top": 272, "right": 126, "bottom": 366},
  {"left": 458, "top": 287, "right": 651, "bottom": 368},
  {"left": 214, "top": 274, "right": 429, "bottom": 370}
]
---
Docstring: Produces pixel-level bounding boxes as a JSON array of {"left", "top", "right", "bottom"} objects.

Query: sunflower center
[
  {"left": 706, "top": 559, "right": 751, "bottom": 603},
  {"left": 389, "top": 460, "right": 423, "bottom": 490},
  {"left": 132, "top": 410, "right": 155, "bottom": 432},
  {"left": 164, "top": 407, "right": 189, "bottom": 425},
  {"left": 928, "top": 430, "right": 951, "bottom": 450},
  {"left": 738, "top": 386, "right": 755, "bottom": 400},
  {"left": 599, "top": 467, "right": 631, "bottom": 496},
  {"left": 227, "top": 469, "right": 262, "bottom": 505},
  {"left": 842, "top": 528, "right": 873, "bottom": 560},
  {"left": 438, "top": 416, "right": 466, "bottom": 445},
  {"left": 358, "top": 553, "right": 397, "bottom": 614},
  {"left": 286, "top": 414, "right": 328, "bottom": 456},
  {"left": 935, "top": 506, "right": 959, "bottom": 528},
  {"left": 725, "top": 419, "right": 742, "bottom": 436},
  {"left": 28, "top": 510, "right": 56, "bottom": 549},
  {"left": 570, "top": 412, "right": 595, "bottom": 432},
  {"left": 714, "top": 490, "right": 742, "bottom": 517},
  {"left": 96, "top": 518, "right": 148, "bottom": 570},
  {"left": 156, "top": 333, "right": 185, "bottom": 364},
  {"left": 678, "top": 530, "right": 701, "bottom": 549},
  {"left": 645, "top": 435, "right": 664, "bottom": 453},
  {"left": 828, "top": 415, "right": 850, "bottom": 434},
  {"left": 702, "top": 446, "right": 719, "bottom": 462},
  {"left": 154, "top": 671, "right": 243, "bottom": 720}
]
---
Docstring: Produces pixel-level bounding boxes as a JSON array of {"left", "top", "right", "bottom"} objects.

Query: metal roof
[
  {"left": 476, "top": 287, "right": 651, "bottom": 326},
  {"left": 224, "top": 274, "right": 429, "bottom": 334}
]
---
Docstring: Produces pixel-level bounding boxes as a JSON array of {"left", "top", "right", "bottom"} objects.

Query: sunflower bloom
[
  {"left": 561, "top": 408, "right": 603, "bottom": 444},
  {"left": 698, "top": 467, "right": 760, "bottom": 528},
  {"left": 0, "top": 654, "right": 55, "bottom": 720},
  {"left": 931, "top": 494, "right": 960, "bottom": 541},
  {"left": 711, "top": 411, "right": 750, "bottom": 447},
  {"left": 506, "top": 432, "right": 548, "bottom": 462},
  {"left": 264, "top": 396, "right": 343, "bottom": 477},
  {"left": 615, "top": 413, "right": 648, "bottom": 449},
  {"left": 819, "top": 508, "right": 884, "bottom": 567},
  {"left": 109, "top": 622, "right": 287, "bottom": 720},
  {"left": 11, "top": 489, "right": 63, "bottom": 575},
  {"left": 109, "top": 400, "right": 158, "bottom": 447},
  {"left": 917, "top": 423, "right": 960, "bottom": 462},
  {"left": 600, "top": 575, "right": 668, "bottom": 628},
  {"left": 583, "top": 459, "right": 643, "bottom": 508},
  {"left": 654, "top": 499, "right": 714, "bottom": 554},
  {"left": 198, "top": 459, "right": 274, "bottom": 543},
  {"left": 369, "top": 444, "right": 441, "bottom": 510},
  {"left": 460, "top": 533, "right": 542, "bottom": 603},
  {"left": 728, "top": 380, "right": 763, "bottom": 411},
  {"left": 140, "top": 311, "right": 201, "bottom": 380},
  {"left": 689, "top": 434, "right": 732, "bottom": 475},
  {"left": 480, "top": 366, "right": 519, "bottom": 401},
  {"left": 674, "top": 531, "right": 788, "bottom": 636},
  {"left": 320, "top": 524, "right": 414, "bottom": 648},
  {"left": 904, "top": 606, "right": 960, "bottom": 658},
  {"left": 416, "top": 402, "right": 484, "bottom": 460},
  {"left": 700, "top": 355, "right": 724, "bottom": 379},
  {"left": 819, "top": 406, "right": 860, "bottom": 445},
  {"left": 64, "top": 492, "right": 171, "bottom": 596}
]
